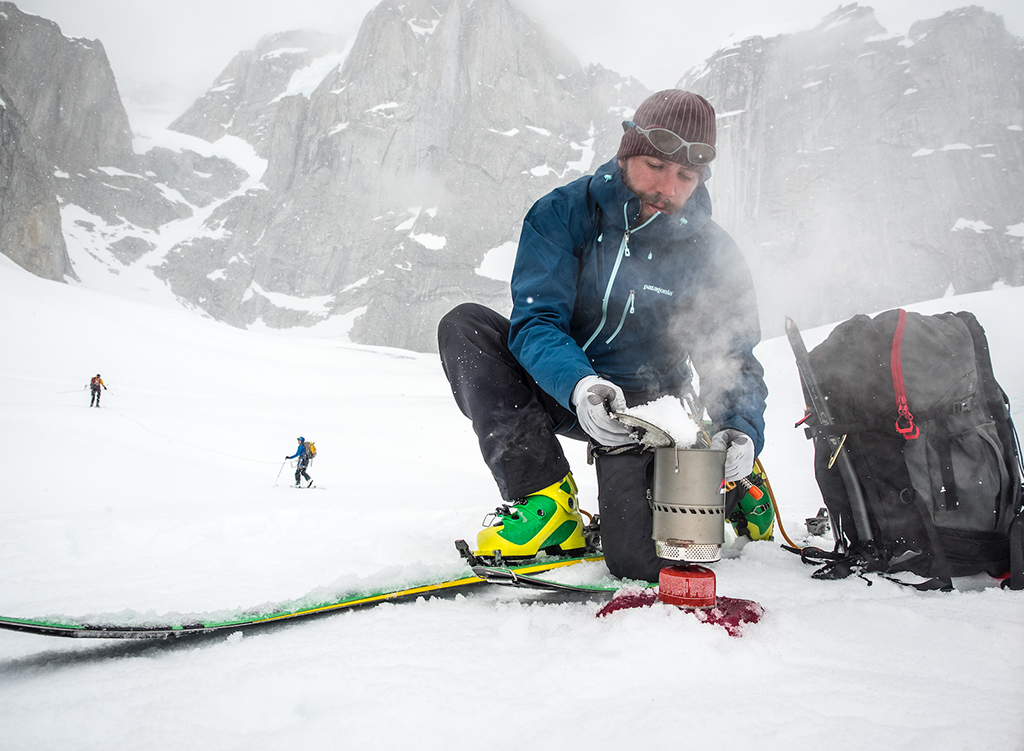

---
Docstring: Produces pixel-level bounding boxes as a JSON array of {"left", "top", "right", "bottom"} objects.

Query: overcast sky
[{"left": 12, "top": 0, "right": 1024, "bottom": 127}]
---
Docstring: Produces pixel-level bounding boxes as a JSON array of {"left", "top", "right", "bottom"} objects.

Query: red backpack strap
[{"left": 891, "top": 308, "right": 919, "bottom": 440}]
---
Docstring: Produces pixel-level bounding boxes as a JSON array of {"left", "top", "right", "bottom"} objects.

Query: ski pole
[{"left": 274, "top": 460, "right": 287, "bottom": 486}]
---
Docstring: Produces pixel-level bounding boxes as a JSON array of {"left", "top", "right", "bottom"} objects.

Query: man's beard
[{"left": 620, "top": 160, "right": 684, "bottom": 216}]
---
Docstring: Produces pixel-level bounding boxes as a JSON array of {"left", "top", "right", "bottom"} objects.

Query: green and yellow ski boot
[
  {"left": 728, "top": 466, "right": 775, "bottom": 541},
  {"left": 474, "top": 472, "right": 587, "bottom": 561}
]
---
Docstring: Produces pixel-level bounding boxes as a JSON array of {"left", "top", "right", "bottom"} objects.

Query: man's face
[{"left": 618, "top": 155, "right": 701, "bottom": 216}]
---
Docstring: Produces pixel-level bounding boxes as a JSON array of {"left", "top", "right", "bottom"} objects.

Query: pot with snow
[{"left": 651, "top": 447, "right": 727, "bottom": 562}]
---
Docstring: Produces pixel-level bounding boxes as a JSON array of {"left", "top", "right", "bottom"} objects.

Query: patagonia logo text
[{"left": 643, "top": 284, "right": 674, "bottom": 297}]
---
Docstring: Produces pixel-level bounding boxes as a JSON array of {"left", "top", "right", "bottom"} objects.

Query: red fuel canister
[{"left": 658, "top": 564, "right": 716, "bottom": 609}]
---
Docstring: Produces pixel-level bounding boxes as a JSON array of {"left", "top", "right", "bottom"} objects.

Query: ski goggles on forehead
[{"left": 622, "top": 120, "right": 716, "bottom": 165}]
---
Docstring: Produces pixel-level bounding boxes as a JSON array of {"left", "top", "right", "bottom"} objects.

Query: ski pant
[
  {"left": 295, "top": 457, "right": 311, "bottom": 485},
  {"left": 438, "top": 302, "right": 678, "bottom": 582},
  {"left": 90, "top": 386, "right": 102, "bottom": 407}
]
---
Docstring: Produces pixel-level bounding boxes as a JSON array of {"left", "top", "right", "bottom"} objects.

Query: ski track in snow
[{"left": 0, "top": 254, "right": 1022, "bottom": 750}]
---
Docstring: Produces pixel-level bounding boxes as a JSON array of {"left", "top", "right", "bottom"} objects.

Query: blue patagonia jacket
[{"left": 509, "top": 158, "right": 767, "bottom": 454}]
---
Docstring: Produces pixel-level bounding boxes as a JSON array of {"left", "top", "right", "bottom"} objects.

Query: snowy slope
[{"left": 0, "top": 256, "right": 1022, "bottom": 750}]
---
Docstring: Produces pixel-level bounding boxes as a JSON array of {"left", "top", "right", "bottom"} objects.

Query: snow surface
[
  {"left": 952, "top": 218, "right": 995, "bottom": 234},
  {"left": 0, "top": 254, "right": 1022, "bottom": 749},
  {"left": 242, "top": 281, "right": 335, "bottom": 316},
  {"left": 271, "top": 44, "right": 354, "bottom": 103},
  {"left": 475, "top": 240, "right": 518, "bottom": 282},
  {"left": 409, "top": 233, "right": 446, "bottom": 250}
]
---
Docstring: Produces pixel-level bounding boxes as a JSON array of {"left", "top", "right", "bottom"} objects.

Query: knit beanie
[{"left": 617, "top": 90, "right": 717, "bottom": 169}]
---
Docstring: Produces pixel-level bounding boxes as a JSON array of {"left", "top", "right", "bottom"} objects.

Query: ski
[
  {"left": 0, "top": 576, "right": 485, "bottom": 640},
  {"left": 464, "top": 535, "right": 608, "bottom": 594},
  {"left": 0, "top": 550, "right": 605, "bottom": 640},
  {"left": 472, "top": 563, "right": 615, "bottom": 593},
  {"left": 0, "top": 537, "right": 764, "bottom": 640}
]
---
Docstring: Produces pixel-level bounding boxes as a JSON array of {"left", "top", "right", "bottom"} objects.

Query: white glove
[
  {"left": 710, "top": 428, "right": 755, "bottom": 481},
  {"left": 571, "top": 375, "right": 634, "bottom": 446}
]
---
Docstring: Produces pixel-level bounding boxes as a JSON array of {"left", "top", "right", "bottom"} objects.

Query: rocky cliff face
[
  {"left": 0, "top": 1, "right": 205, "bottom": 279},
  {"left": 1, "top": 0, "right": 275, "bottom": 294},
  {"left": 0, "top": 2, "right": 133, "bottom": 172},
  {"left": 3, "top": 0, "right": 1020, "bottom": 350},
  {"left": 170, "top": 30, "right": 346, "bottom": 154},
  {"left": 156, "top": 0, "right": 649, "bottom": 350},
  {"left": 0, "top": 79, "right": 71, "bottom": 280},
  {"left": 680, "top": 4, "right": 1024, "bottom": 332}
]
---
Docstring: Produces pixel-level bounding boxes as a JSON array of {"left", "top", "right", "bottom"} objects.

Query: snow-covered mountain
[
  {"left": 1, "top": 0, "right": 1021, "bottom": 349},
  {"left": 0, "top": 0, "right": 648, "bottom": 349},
  {"left": 154, "top": 0, "right": 647, "bottom": 349},
  {"left": 682, "top": 4, "right": 1024, "bottom": 333},
  {"left": 169, "top": 29, "right": 348, "bottom": 151},
  {"left": 0, "top": 0, "right": 248, "bottom": 292}
]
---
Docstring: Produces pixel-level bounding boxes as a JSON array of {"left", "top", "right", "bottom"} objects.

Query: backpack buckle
[{"left": 951, "top": 398, "right": 972, "bottom": 414}]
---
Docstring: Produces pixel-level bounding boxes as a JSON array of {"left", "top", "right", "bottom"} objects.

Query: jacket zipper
[
  {"left": 582, "top": 203, "right": 658, "bottom": 352},
  {"left": 605, "top": 290, "right": 635, "bottom": 344}
]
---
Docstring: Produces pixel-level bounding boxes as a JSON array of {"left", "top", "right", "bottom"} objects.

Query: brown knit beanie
[{"left": 617, "top": 90, "right": 717, "bottom": 170}]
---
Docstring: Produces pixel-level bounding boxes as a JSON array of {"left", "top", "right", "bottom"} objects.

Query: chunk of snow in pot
[{"left": 621, "top": 396, "right": 701, "bottom": 448}]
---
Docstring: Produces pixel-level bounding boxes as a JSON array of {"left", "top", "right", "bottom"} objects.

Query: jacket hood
[{"left": 588, "top": 158, "right": 713, "bottom": 240}]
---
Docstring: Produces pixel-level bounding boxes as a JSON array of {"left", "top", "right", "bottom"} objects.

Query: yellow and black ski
[{"left": 0, "top": 547, "right": 605, "bottom": 640}]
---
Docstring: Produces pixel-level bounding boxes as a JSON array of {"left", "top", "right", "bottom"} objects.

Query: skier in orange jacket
[{"left": 89, "top": 374, "right": 107, "bottom": 408}]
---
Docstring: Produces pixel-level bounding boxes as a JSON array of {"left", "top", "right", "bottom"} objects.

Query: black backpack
[{"left": 793, "top": 309, "right": 1023, "bottom": 590}]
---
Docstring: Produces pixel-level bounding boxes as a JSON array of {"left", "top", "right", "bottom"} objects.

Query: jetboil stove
[{"left": 615, "top": 412, "right": 728, "bottom": 608}]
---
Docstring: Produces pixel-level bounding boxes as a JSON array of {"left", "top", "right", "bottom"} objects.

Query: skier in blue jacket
[
  {"left": 438, "top": 90, "right": 768, "bottom": 582},
  {"left": 285, "top": 437, "right": 313, "bottom": 488}
]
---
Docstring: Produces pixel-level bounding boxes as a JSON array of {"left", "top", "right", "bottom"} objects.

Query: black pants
[
  {"left": 438, "top": 303, "right": 677, "bottom": 582},
  {"left": 90, "top": 386, "right": 102, "bottom": 407},
  {"left": 295, "top": 458, "right": 311, "bottom": 485}
]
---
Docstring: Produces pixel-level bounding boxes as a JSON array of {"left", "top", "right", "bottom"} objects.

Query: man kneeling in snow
[{"left": 438, "top": 90, "right": 768, "bottom": 582}]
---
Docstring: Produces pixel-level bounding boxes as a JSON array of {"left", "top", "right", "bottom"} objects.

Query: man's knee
[
  {"left": 438, "top": 303, "right": 492, "bottom": 342},
  {"left": 438, "top": 304, "right": 511, "bottom": 366}
]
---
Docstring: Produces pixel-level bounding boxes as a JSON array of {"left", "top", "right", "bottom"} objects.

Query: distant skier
[
  {"left": 89, "top": 374, "right": 107, "bottom": 407},
  {"left": 285, "top": 436, "right": 315, "bottom": 488}
]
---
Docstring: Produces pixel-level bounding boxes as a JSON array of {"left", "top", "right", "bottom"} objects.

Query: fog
[{"left": 12, "top": 0, "right": 1024, "bottom": 128}]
